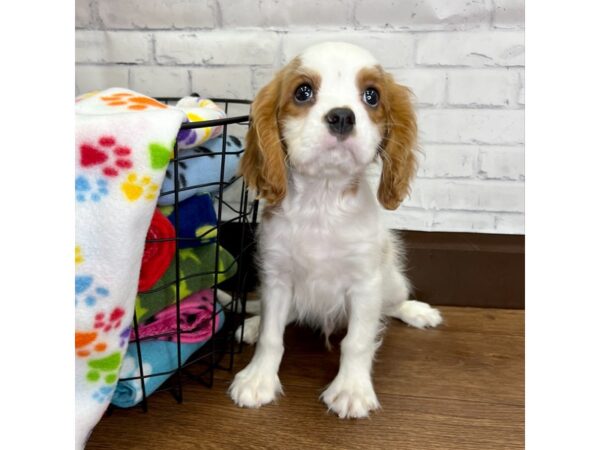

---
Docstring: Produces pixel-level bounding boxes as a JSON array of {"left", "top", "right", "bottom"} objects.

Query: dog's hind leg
[
  {"left": 235, "top": 315, "right": 261, "bottom": 345},
  {"left": 235, "top": 307, "right": 297, "bottom": 345},
  {"left": 382, "top": 267, "right": 443, "bottom": 329}
]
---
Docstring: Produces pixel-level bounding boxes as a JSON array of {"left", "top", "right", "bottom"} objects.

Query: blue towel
[
  {"left": 111, "top": 307, "right": 224, "bottom": 407},
  {"left": 159, "top": 194, "right": 217, "bottom": 249},
  {"left": 158, "top": 135, "right": 243, "bottom": 205}
]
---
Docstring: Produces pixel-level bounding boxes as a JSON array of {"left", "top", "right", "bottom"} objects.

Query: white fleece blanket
[{"left": 75, "top": 88, "right": 186, "bottom": 449}]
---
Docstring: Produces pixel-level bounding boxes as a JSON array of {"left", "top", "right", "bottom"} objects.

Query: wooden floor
[{"left": 86, "top": 307, "right": 524, "bottom": 450}]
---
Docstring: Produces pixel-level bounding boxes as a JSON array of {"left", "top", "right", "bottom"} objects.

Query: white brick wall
[
  {"left": 75, "top": 0, "right": 525, "bottom": 235},
  {"left": 446, "top": 69, "right": 520, "bottom": 107},
  {"left": 220, "top": 0, "right": 354, "bottom": 28},
  {"left": 492, "top": 0, "right": 525, "bottom": 29},
  {"left": 191, "top": 67, "right": 254, "bottom": 99},
  {"left": 416, "top": 31, "right": 524, "bottom": 67},
  {"left": 97, "top": 0, "right": 218, "bottom": 29},
  {"left": 354, "top": 0, "right": 490, "bottom": 30},
  {"left": 76, "top": 31, "right": 152, "bottom": 63},
  {"left": 130, "top": 66, "right": 190, "bottom": 97},
  {"left": 154, "top": 31, "right": 279, "bottom": 65},
  {"left": 75, "top": 65, "right": 129, "bottom": 94},
  {"left": 419, "top": 109, "right": 525, "bottom": 144}
]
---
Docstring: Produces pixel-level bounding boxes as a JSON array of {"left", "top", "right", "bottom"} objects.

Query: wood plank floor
[{"left": 86, "top": 307, "right": 524, "bottom": 450}]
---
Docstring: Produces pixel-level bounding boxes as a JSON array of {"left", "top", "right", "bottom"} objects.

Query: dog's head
[{"left": 240, "top": 42, "right": 417, "bottom": 210}]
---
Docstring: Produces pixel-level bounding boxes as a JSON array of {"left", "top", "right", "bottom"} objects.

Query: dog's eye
[
  {"left": 294, "top": 84, "right": 313, "bottom": 103},
  {"left": 363, "top": 88, "right": 379, "bottom": 107}
]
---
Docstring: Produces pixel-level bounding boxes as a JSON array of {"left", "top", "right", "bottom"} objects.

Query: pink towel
[{"left": 130, "top": 290, "right": 221, "bottom": 344}]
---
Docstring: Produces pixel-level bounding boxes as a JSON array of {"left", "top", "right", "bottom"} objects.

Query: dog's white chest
[{"left": 279, "top": 205, "right": 374, "bottom": 322}]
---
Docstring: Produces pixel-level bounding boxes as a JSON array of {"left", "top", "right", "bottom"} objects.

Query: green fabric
[{"left": 135, "top": 243, "right": 236, "bottom": 322}]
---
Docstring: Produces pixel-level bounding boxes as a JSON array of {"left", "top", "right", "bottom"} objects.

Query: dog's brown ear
[
  {"left": 240, "top": 70, "right": 287, "bottom": 205},
  {"left": 377, "top": 73, "right": 418, "bottom": 210}
]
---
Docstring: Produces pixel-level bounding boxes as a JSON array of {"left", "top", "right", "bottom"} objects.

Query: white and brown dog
[{"left": 230, "top": 42, "right": 442, "bottom": 418}]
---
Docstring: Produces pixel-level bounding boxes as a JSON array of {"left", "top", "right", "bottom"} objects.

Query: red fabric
[{"left": 138, "top": 209, "right": 176, "bottom": 292}]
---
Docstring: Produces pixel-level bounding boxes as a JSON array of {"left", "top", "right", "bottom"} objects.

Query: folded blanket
[
  {"left": 138, "top": 209, "right": 176, "bottom": 292},
  {"left": 135, "top": 243, "right": 237, "bottom": 323},
  {"left": 158, "top": 135, "right": 244, "bottom": 205},
  {"left": 75, "top": 88, "right": 185, "bottom": 450},
  {"left": 112, "top": 299, "right": 225, "bottom": 408},
  {"left": 158, "top": 194, "right": 217, "bottom": 249},
  {"left": 175, "top": 96, "right": 226, "bottom": 149},
  {"left": 130, "top": 289, "right": 220, "bottom": 343}
]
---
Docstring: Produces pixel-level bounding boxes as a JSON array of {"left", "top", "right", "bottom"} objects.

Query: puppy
[{"left": 229, "top": 42, "right": 442, "bottom": 418}]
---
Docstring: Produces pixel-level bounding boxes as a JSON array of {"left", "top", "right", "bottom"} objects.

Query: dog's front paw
[
  {"left": 229, "top": 365, "right": 282, "bottom": 408},
  {"left": 321, "top": 375, "right": 380, "bottom": 419},
  {"left": 395, "top": 300, "right": 443, "bottom": 329}
]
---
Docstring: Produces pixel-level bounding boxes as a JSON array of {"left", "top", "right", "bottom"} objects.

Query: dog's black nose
[{"left": 325, "top": 107, "right": 355, "bottom": 138}]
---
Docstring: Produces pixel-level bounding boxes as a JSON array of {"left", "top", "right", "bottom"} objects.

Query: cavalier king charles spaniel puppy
[{"left": 229, "top": 42, "right": 442, "bottom": 418}]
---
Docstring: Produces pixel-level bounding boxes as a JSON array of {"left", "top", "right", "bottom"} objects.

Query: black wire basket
[{"left": 107, "top": 96, "right": 256, "bottom": 414}]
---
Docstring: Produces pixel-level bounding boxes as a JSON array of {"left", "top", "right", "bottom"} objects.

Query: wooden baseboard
[
  {"left": 218, "top": 224, "right": 524, "bottom": 309},
  {"left": 399, "top": 230, "right": 524, "bottom": 309}
]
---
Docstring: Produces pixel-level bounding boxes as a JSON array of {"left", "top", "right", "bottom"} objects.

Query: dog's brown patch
[
  {"left": 279, "top": 60, "right": 321, "bottom": 120},
  {"left": 240, "top": 58, "right": 321, "bottom": 205},
  {"left": 357, "top": 66, "right": 418, "bottom": 210},
  {"left": 356, "top": 66, "right": 387, "bottom": 135}
]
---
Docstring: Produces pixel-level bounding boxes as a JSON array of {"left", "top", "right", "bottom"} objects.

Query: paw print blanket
[{"left": 75, "top": 89, "right": 188, "bottom": 449}]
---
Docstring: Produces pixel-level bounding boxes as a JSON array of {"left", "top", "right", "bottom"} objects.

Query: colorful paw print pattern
[
  {"left": 176, "top": 122, "right": 198, "bottom": 147},
  {"left": 86, "top": 352, "right": 122, "bottom": 385},
  {"left": 75, "top": 246, "right": 84, "bottom": 266},
  {"left": 76, "top": 317, "right": 132, "bottom": 403},
  {"left": 148, "top": 142, "right": 172, "bottom": 170},
  {"left": 92, "top": 385, "right": 115, "bottom": 404},
  {"left": 76, "top": 89, "right": 186, "bottom": 412},
  {"left": 76, "top": 175, "right": 108, "bottom": 202},
  {"left": 121, "top": 173, "right": 159, "bottom": 202},
  {"left": 79, "top": 135, "right": 133, "bottom": 177},
  {"left": 100, "top": 92, "right": 167, "bottom": 111},
  {"left": 119, "top": 327, "right": 131, "bottom": 348},
  {"left": 75, "top": 275, "right": 110, "bottom": 307},
  {"left": 77, "top": 328, "right": 127, "bottom": 403},
  {"left": 94, "top": 307, "right": 126, "bottom": 333},
  {"left": 177, "top": 112, "right": 211, "bottom": 147},
  {"left": 75, "top": 331, "right": 107, "bottom": 358}
]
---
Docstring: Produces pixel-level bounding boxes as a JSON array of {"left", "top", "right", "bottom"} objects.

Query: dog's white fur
[{"left": 229, "top": 42, "right": 442, "bottom": 418}]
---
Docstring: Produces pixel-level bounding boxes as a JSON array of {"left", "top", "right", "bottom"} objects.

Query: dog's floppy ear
[
  {"left": 377, "top": 73, "right": 418, "bottom": 210},
  {"left": 240, "top": 70, "right": 287, "bottom": 205}
]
